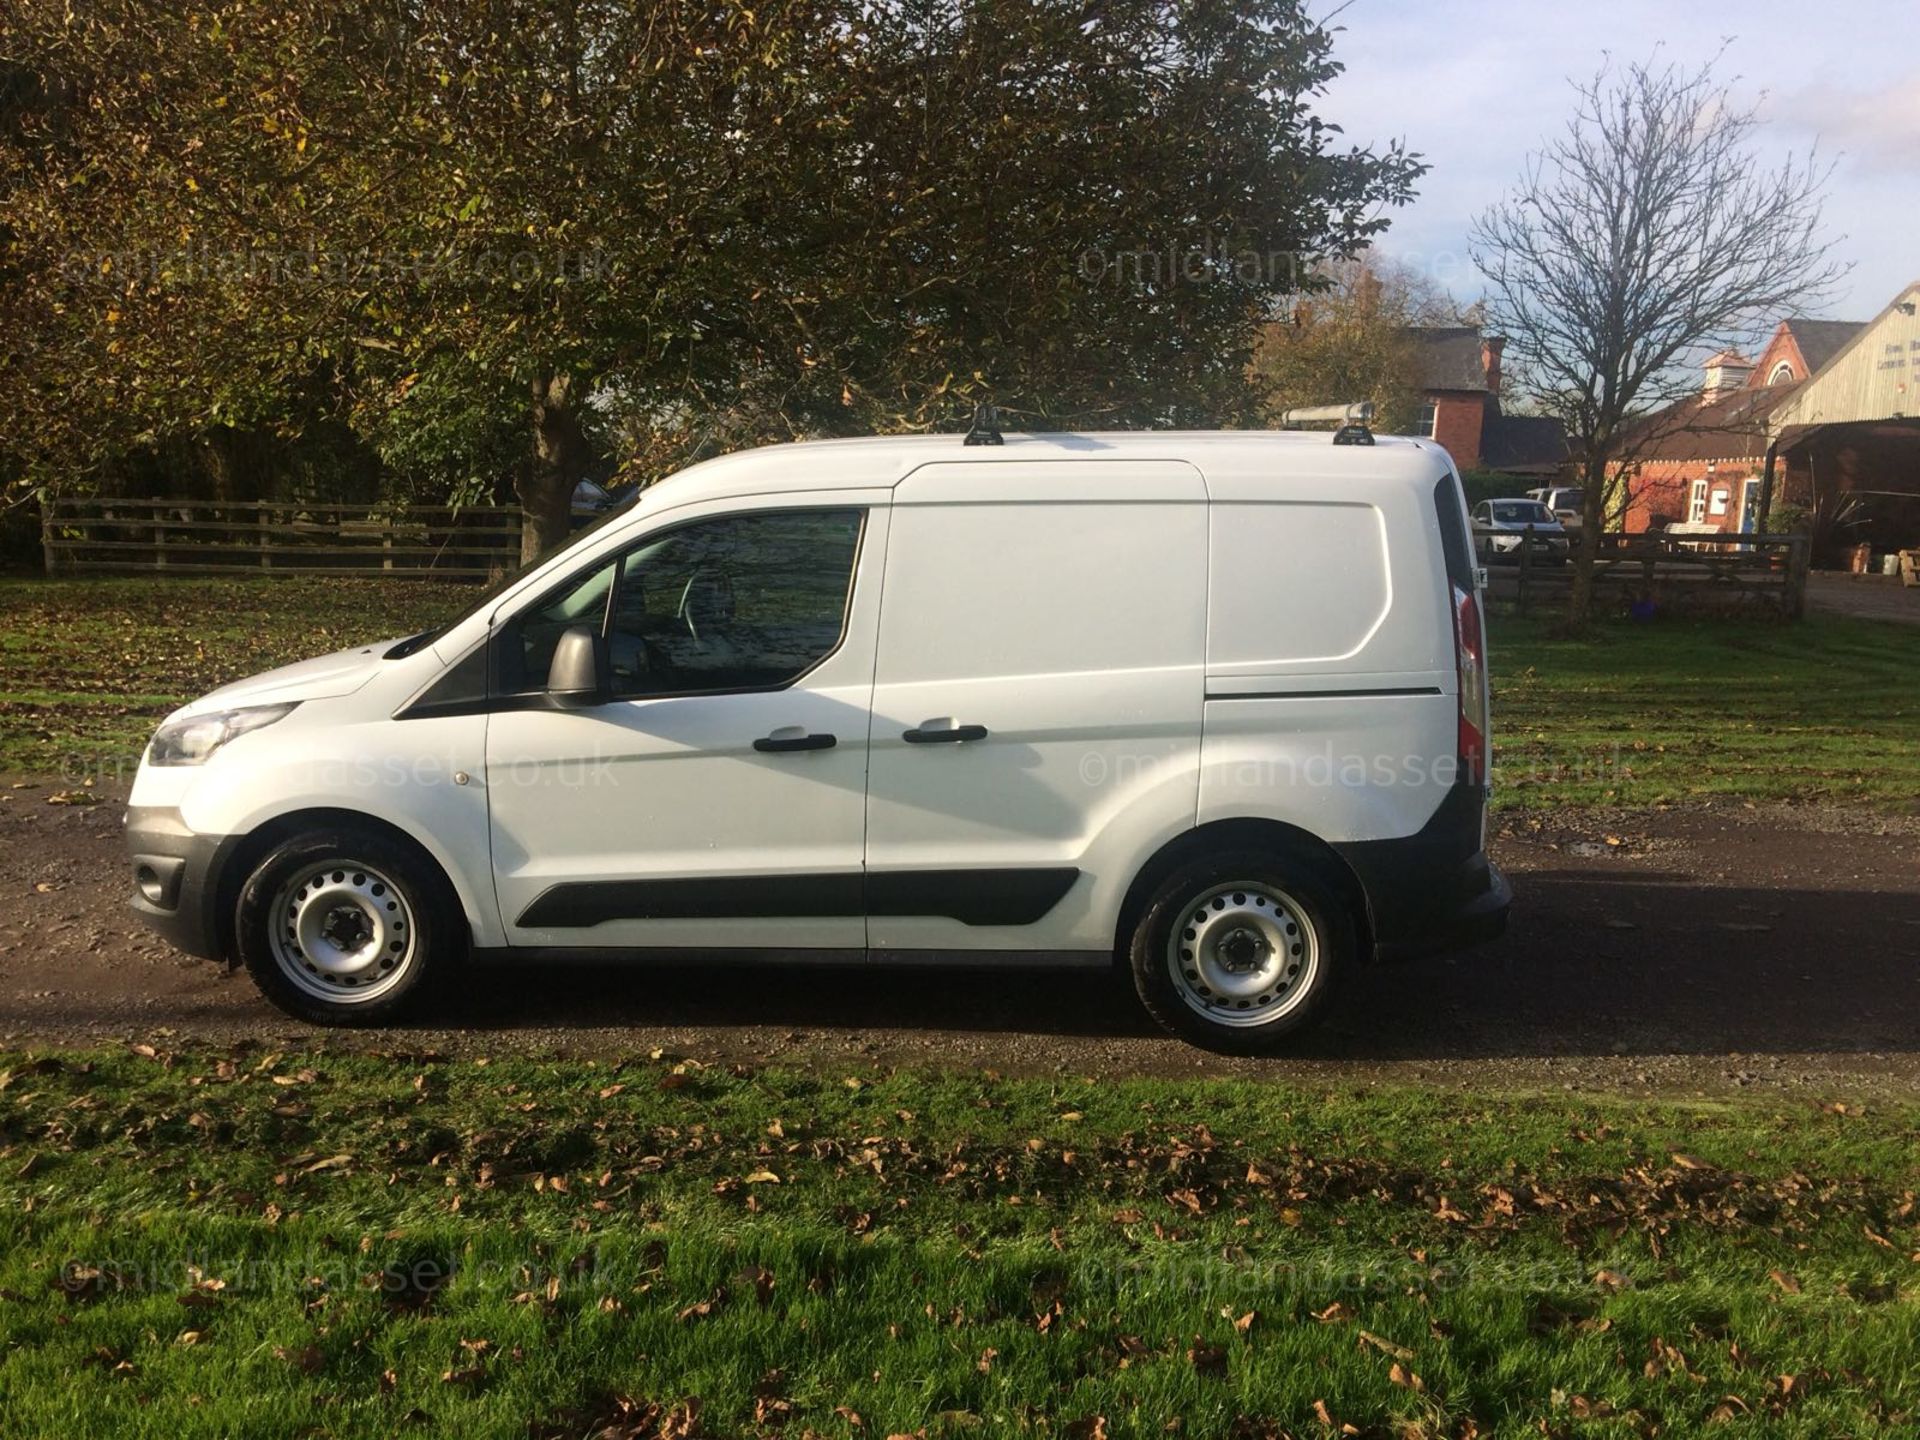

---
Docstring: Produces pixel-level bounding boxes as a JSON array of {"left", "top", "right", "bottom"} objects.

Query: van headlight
[{"left": 147, "top": 703, "right": 298, "bottom": 767}]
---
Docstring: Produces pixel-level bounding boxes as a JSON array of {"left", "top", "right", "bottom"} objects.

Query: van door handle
[
  {"left": 753, "top": 730, "right": 837, "bottom": 753},
  {"left": 902, "top": 722, "right": 988, "bottom": 744}
]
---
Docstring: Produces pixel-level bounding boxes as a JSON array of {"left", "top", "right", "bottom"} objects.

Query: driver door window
[
  {"left": 497, "top": 509, "right": 863, "bottom": 698},
  {"left": 607, "top": 510, "right": 863, "bottom": 698}
]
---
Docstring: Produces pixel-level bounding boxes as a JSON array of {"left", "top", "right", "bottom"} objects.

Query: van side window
[{"left": 605, "top": 509, "right": 863, "bottom": 697}]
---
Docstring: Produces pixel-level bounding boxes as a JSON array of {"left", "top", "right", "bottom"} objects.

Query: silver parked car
[
  {"left": 1525, "top": 485, "right": 1584, "bottom": 530},
  {"left": 1472, "top": 498, "right": 1570, "bottom": 564}
]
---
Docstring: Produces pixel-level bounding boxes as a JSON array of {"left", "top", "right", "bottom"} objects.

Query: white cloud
[
  {"left": 1314, "top": 0, "right": 1920, "bottom": 316},
  {"left": 1768, "top": 78, "right": 1920, "bottom": 175}
]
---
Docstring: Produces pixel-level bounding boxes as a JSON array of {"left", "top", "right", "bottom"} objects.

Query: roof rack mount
[{"left": 962, "top": 402, "right": 1004, "bottom": 446}]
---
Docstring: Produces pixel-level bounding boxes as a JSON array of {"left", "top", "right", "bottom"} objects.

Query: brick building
[
  {"left": 1618, "top": 318, "right": 1865, "bottom": 534},
  {"left": 1409, "top": 325, "right": 1567, "bottom": 480}
]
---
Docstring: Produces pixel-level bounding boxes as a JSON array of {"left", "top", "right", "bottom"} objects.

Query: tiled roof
[
  {"left": 1781, "top": 319, "right": 1866, "bottom": 376},
  {"left": 1627, "top": 381, "right": 1804, "bottom": 462},
  {"left": 1481, "top": 413, "right": 1568, "bottom": 471},
  {"left": 1411, "top": 327, "right": 1488, "bottom": 392}
]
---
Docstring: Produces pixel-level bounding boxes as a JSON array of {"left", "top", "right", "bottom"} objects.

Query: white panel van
[{"left": 126, "top": 429, "right": 1509, "bottom": 1052}]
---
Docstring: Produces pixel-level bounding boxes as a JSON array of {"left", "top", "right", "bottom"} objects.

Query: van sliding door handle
[
  {"left": 753, "top": 731, "right": 837, "bottom": 753},
  {"left": 902, "top": 723, "right": 988, "bottom": 744}
]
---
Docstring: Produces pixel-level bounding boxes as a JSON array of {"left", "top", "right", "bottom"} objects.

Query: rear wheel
[
  {"left": 235, "top": 826, "right": 460, "bottom": 1025},
  {"left": 1127, "top": 849, "right": 1352, "bottom": 1053}
]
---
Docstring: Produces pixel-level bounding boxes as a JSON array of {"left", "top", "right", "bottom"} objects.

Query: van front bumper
[
  {"left": 1333, "top": 783, "right": 1512, "bottom": 963},
  {"left": 125, "top": 805, "right": 237, "bottom": 961}
]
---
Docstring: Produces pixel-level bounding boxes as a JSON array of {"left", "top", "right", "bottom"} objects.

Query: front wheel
[
  {"left": 1127, "top": 850, "right": 1353, "bottom": 1054},
  {"left": 234, "top": 826, "right": 460, "bottom": 1025}
]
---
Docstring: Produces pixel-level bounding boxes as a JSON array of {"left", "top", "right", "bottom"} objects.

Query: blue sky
[{"left": 1318, "top": 0, "right": 1920, "bottom": 323}]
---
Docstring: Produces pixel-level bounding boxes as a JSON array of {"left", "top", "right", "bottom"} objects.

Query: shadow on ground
[{"left": 429, "top": 868, "right": 1920, "bottom": 1060}]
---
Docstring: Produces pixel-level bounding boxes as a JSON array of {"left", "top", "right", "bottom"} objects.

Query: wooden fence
[
  {"left": 1477, "top": 528, "right": 1812, "bottom": 618},
  {"left": 41, "top": 496, "right": 522, "bottom": 579}
]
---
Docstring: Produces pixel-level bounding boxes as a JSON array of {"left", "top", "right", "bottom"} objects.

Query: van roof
[{"left": 642, "top": 429, "right": 1452, "bottom": 510}]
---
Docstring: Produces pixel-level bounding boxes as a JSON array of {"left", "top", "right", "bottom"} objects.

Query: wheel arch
[
  {"left": 213, "top": 807, "right": 477, "bottom": 962},
  {"left": 1112, "top": 817, "right": 1373, "bottom": 965}
]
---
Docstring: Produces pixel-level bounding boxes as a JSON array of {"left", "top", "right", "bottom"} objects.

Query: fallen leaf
[
  {"left": 275, "top": 1343, "right": 325, "bottom": 1375},
  {"left": 676, "top": 1286, "right": 728, "bottom": 1322},
  {"left": 1357, "top": 1329, "right": 1414, "bottom": 1361},
  {"left": 735, "top": 1265, "right": 776, "bottom": 1306},
  {"left": 1186, "top": 1338, "right": 1228, "bottom": 1376}
]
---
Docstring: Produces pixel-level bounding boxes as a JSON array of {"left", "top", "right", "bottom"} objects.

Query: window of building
[
  {"left": 1418, "top": 402, "right": 1439, "bottom": 438},
  {"left": 1769, "top": 362, "right": 1796, "bottom": 385},
  {"left": 1688, "top": 480, "right": 1708, "bottom": 524}
]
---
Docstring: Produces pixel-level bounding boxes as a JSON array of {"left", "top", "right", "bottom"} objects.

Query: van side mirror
[{"left": 546, "top": 625, "right": 606, "bottom": 706}]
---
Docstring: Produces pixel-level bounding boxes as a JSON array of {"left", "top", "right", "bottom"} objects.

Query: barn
[{"left": 1766, "top": 282, "right": 1920, "bottom": 566}]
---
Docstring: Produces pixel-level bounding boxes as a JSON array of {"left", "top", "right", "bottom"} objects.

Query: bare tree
[{"left": 1470, "top": 53, "right": 1844, "bottom": 623}]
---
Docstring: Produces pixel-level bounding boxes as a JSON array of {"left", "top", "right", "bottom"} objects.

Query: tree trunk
[
  {"left": 1566, "top": 452, "right": 1609, "bottom": 627},
  {"left": 519, "top": 372, "right": 585, "bottom": 565}
]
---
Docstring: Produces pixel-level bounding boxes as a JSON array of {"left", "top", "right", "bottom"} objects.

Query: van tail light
[{"left": 1452, "top": 583, "right": 1487, "bottom": 787}]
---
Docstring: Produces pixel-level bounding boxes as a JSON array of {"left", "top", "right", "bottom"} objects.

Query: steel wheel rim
[
  {"left": 1166, "top": 881, "right": 1318, "bottom": 1028},
  {"left": 268, "top": 860, "right": 418, "bottom": 1004}
]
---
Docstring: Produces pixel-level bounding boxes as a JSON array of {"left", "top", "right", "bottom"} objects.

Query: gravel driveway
[
  {"left": 1807, "top": 570, "right": 1920, "bottom": 625},
  {"left": 5, "top": 781, "right": 1918, "bottom": 1097}
]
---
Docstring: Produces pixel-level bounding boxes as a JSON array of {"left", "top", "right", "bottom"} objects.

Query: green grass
[
  {"left": 0, "top": 576, "right": 469, "bottom": 778},
  {"left": 1490, "top": 613, "right": 1920, "bottom": 810},
  {"left": 4, "top": 576, "right": 1920, "bottom": 811},
  {"left": 2, "top": 1050, "right": 1916, "bottom": 1438}
]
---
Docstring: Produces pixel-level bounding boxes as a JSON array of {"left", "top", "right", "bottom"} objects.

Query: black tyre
[
  {"left": 234, "top": 825, "right": 461, "bottom": 1026},
  {"left": 1127, "top": 848, "right": 1353, "bottom": 1054}
]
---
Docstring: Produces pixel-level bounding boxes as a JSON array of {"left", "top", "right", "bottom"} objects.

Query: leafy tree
[
  {"left": 2, "top": 0, "right": 1422, "bottom": 563},
  {"left": 1249, "top": 256, "right": 1457, "bottom": 432},
  {"left": 1470, "top": 53, "right": 1841, "bottom": 623}
]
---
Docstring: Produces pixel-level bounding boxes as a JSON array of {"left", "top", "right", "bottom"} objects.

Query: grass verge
[
  {"left": 0, "top": 576, "right": 468, "bottom": 778},
  {"left": 1488, "top": 612, "right": 1920, "bottom": 809},
  {"left": 2, "top": 1048, "right": 1916, "bottom": 1437},
  {"left": 4, "top": 577, "right": 1920, "bottom": 810}
]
